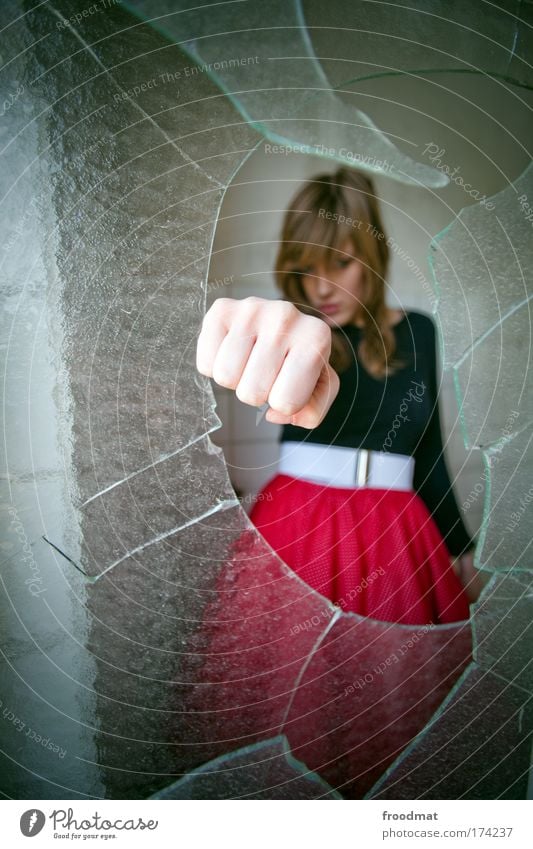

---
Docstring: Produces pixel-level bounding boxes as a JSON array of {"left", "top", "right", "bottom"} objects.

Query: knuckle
[
  {"left": 269, "top": 304, "right": 299, "bottom": 338},
  {"left": 208, "top": 296, "right": 231, "bottom": 316},
  {"left": 213, "top": 296, "right": 234, "bottom": 310},
  {"left": 235, "top": 297, "right": 263, "bottom": 327},
  {"left": 306, "top": 315, "right": 331, "bottom": 348},
  {"left": 240, "top": 296, "right": 264, "bottom": 316},
  {"left": 202, "top": 297, "right": 231, "bottom": 328},
  {"left": 275, "top": 300, "right": 298, "bottom": 321},
  {"left": 275, "top": 299, "right": 296, "bottom": 315}
]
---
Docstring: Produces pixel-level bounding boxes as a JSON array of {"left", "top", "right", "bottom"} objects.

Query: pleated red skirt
[{"left": 249, "top": 473, "right": 470, "bottom": 626}]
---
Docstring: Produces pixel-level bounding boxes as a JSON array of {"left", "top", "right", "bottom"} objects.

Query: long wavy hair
[{"left": 275, "top": 167, "right": 406, "bottom": 379}]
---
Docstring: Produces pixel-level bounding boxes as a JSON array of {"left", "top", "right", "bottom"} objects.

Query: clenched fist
[{"left": 196, "top": 297, "right": 340, "bottom": 428}]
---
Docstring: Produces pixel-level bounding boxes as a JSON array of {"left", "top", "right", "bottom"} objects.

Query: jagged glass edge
[
  {"left": 112, "top": 0, "right": 505, "bottom": 794},
  {"left": 365, "top": 563, "right": 532, "bottom": 799},
  {"left": 148, "top": 733, "right": 344, "bottom": 799},
  {"left": 363, "top": 652, "right": 480, "bottom": 799},
  {"left": 119, "top": 0, "right": 449, "bottom": 188},
  {"left": 427, "top": 171, "right": 533, "bottom": 573},
  {"left": 475, "top": 447, "right": 496, "bottom": 575},
  {"left": 366, "top": 565, "right": 533, "bottom": 795},
  {"left": 429, "top": 160, "right": 533, "bottom": 453},
  {"left": 476, "top": 426, "right": 533, "bottom": 574},
  {"left": 368, "top": 163, "right": 533, "bottom": 796},
  {"left": 335, "top": 68, "right": 533, "bottom": 94}
]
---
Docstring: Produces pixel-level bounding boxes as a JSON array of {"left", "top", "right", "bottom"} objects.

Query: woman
[{"left": 197, "top": 167, "right": 481, "bottom": 626}]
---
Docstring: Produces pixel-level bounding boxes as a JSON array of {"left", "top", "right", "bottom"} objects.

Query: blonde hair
[{"left": 275, "top": 167, "right": 406, "bottom": 378}]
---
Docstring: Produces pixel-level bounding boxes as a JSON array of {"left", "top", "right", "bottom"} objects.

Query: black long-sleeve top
[{"left": 280, "top": 310, "right": 476, "bottom": 557}]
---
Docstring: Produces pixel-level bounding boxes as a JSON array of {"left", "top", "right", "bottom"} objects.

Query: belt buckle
[{"left": 354, "top": 448, "right": 370, "bottom": 486}]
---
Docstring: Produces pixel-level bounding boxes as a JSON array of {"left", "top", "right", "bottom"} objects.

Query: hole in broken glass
[{"left": 204, "top": 146, "right": 483, "bottom": 629}]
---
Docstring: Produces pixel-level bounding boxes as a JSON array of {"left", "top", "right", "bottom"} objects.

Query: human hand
[
  {"left": 450, "top": 549, "right": 488, "bottom": 604},
  {"left": 196, "top": 297, "right": 340, "bottom": 428}
]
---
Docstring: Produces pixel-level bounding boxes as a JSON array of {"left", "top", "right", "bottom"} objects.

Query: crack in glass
[{"left": 1, "top": 0, "right": 531, "bottom": 800}]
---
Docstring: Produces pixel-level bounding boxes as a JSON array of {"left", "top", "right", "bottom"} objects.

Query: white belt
[{"left": 278, "top": 442, "right": 415, "bottom": 491}]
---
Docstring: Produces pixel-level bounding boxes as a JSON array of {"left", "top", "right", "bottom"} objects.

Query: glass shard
[
  {"left": 2, "top": 0, "right": 532, "bottom": 802},
  {"left": 430, "top": 162, "right": 533, "bottom": 446},
  {"left": 477, "top": 423, "right": 533, "bottom": 573},
  {"left": 304, "top": 0, "right": 533, "bottom": 91},
  {"left": 368, "top": 665, "right": 533, "bottom": 800},
  {"left": 123, "top": 0, "right": 449, "bottom": 187},
  {"left": 473, "top": 571, "right": 533, "bottom": 693},
  {"left": 150, "top": 735, "right": 342, "bottom": 799},
  {"left": 283, "top": 614, "right": 472, "bottom": 799}
]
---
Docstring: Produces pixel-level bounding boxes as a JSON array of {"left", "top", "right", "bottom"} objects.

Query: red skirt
[{"left": 249, "top": 473, "right": 470, "bottom": 626}]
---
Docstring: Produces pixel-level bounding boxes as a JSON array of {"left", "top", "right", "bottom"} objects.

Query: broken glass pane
[
  {"left": 71, "top": 437, "right": 239, "bottom": 581},
  {"left": 430, "top": 163, "right": 533, "bottom": 448},
  {"left": 282, "top": 614, "right": 472, "bottom": 799},
  {"left": 123, "top": 0, "right": 450, "bottom": 187},
  {"left": 174, "top": 517, "right": 472, "bottom": 799},
  {"left": 473, "top": 571, "right": 533, "bottom": 693},
  {"left": 368, "top": 662, "right": 533, "bottom": 800},
  {"left": 150, "top": 735, "right": 343, "bottom": 799},
  {"left": 304, "top": 0, "right": 533, "bottom": 91},
  {"left": 1, "top": 0, "right": 532, "bottom": 802},
  {"left": 476, "top": 423, "right": 533, "bottom": 573},
  {"left": 1, "top": 0, "right": 260, "bottom": 798}
]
